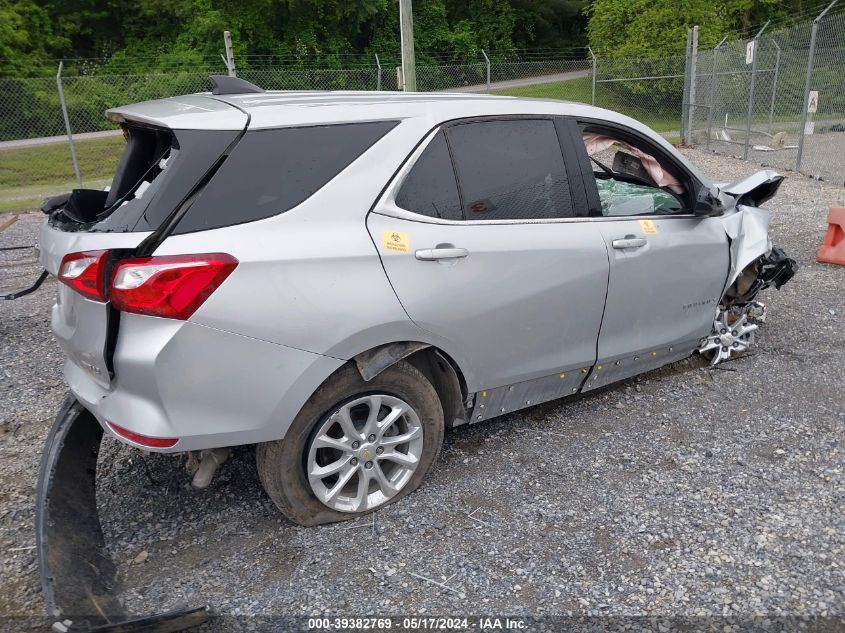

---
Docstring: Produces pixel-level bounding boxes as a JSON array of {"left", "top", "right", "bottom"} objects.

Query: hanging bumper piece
[{"left": 36, "top": 395, "right": 210, "bottom": 632}]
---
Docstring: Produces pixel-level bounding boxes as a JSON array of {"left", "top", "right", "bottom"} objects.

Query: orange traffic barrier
[{"left": 817, "top": 207, "right": 845, "bottom": 266}]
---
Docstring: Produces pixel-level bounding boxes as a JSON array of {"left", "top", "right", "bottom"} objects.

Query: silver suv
[{"left": 39, "top": 77, "right": 794, "bottom": 526}]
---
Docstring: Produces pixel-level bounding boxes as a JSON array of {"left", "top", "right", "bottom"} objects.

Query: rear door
[
  {"left": 572, "top": 122, "right": 730, "bottom": 390},
  {"left": 368, "top": 117, "right": 609, "bottom": 391}
]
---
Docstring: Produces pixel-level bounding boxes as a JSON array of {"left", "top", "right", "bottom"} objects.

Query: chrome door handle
[
  {"left": 415, "top": 247, "right": 469, "bottom": 261},
  {"left": 611, "top": 237, "right": 647, "bottom": 249}
]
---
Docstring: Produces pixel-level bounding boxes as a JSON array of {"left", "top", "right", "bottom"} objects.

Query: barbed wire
[{"left": 735, "top": 1, "right": 845, "bottom": 38}]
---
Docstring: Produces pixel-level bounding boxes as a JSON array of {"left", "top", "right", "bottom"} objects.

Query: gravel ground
[
  {"left": 1, "top": 148, "right": 843, "bottom": 632},
  {"left": 708, "top": 130, "right": 845, "bottom": 188}
]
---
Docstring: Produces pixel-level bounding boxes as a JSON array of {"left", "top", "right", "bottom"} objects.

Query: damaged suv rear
[{"left": 33, "top": 78, "right": 795, "bottom": 629}]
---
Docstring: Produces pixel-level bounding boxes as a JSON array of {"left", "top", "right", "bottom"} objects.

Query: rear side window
[
  {"left": 174, "top": 120, "right": 398, "bottom": 234},
  {"left": 395, "top": 132, "right": 462, "bottom": 221},
  {"left": 447, "top": 119, "right": 575, "bottom": 221},
  {"left": 49, "top": 127, "right": 242, "bottom": 233}
]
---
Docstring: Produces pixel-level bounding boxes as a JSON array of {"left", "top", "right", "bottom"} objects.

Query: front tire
[{"left": 256, "top": 361, "right": 444, "bottom": 526}]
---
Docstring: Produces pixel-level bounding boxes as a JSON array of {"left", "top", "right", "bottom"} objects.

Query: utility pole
[
  {"left": 399, "top": 0, "right": 417, "bottom": 91},
  {"left": 223, "top": 31, "right": 236, "bottom": 77}
]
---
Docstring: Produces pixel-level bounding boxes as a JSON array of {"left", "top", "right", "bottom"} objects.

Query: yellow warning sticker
[
  {"left": 382, "top": 230, "right": 410, "bottom": 253},
  {"left": 638, "top": 219, "right": 658, "bottom": 234}
]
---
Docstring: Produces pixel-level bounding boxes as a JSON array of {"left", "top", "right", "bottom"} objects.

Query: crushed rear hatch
[{"left": 39, "top": 96, "right": 247, "bottom": 389}]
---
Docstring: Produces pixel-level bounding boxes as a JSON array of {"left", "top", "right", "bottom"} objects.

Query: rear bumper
[
  {"left": 36, "top": 394, "right": 211, "bottom": 629},
  {"left": 67, "top": 314, "right": 344, "bottom": 452}
]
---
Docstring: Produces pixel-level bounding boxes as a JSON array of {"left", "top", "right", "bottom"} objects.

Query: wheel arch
[{"left": 351, "top": 342, "right": 470, "bottom": 429}]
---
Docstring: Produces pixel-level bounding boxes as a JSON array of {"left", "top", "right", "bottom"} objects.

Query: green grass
[
  {"left": 0, "top": 198, "right": 40, "bottom": 213},
  {"left": 493, "top": 77, "right": 681, "bottom": 135},
  {"left": 493, "top": 76, "right": 595, "bottom": 102},
  {"left": 0, "top": 135, "right": 124, "bottom": 212}
]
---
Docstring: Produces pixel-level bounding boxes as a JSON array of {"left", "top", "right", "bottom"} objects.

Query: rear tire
[{"left": 256, "top": 361, "right": 444, "bottom": 526}]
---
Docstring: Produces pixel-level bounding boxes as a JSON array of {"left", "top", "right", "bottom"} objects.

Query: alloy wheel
[{"left": 306, "top": 394, "right": 424, "bottom": 512}]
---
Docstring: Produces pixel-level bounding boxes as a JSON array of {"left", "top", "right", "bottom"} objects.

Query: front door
[
  {"left": 574, "top": 123, "right": 730, "bottom": 390},
  {"left": 368, "top": 119, "right": 609, "bottom": 392}
]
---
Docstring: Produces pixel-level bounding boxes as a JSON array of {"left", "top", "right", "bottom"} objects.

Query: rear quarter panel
[{"left": 154, "top": 119, "right": 455, "bottom": 367}]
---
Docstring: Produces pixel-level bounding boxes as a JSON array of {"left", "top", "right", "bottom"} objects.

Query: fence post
[
  {"left": 375, "top": 54, "right": 382, "bottom": 91},
  {"left": 767, "top": 41, "right": 781, "bottom": 134},
  {"left": 481, "top": 49, "right": 491, "bottom": 93},
  {"left": 56, "top": 62, "right": 81, "bottom": 188},
  {"left": 686, "top": 26, "right": 699, "bottom": 144},
  {"left": 797, "top": 0, "right": 838, "bottom": 171},
  {"left": 706, "top": 36, "right": 728, "bottom": 150},
  {"left": 681, "top": 29, "right": 692, "bottom": 143},
  {"left": 588, "top": 46, "right": 596, "bottom": 106},
  {"left": 743, "top": 21, "right": 769, "bottom": 160},
  {"left": 223, "top": 31, "right": 236, "bottom": 77}
]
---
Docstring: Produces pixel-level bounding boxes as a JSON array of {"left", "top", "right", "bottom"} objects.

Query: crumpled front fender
[
  {"left": 715, "top": 170, "right": 787, "bottom": 291},
  {"left": 719, "top": 204, "right": 772, "bottom": 291}
]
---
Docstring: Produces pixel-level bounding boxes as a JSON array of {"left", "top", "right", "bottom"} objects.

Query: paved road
[
  {"left": 0, "top": 129, "right": 121, "bottom": 150},
  {"left": 444, "top": 68, "right": 590, "bottom": 93}
]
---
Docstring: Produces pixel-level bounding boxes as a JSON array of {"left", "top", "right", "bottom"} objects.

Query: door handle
[
  {"left": 415, "top": 247, "right": 469, "bottom": 261},
  {"left": 611, "top": 237, "right": 648, "bottom": 250}
]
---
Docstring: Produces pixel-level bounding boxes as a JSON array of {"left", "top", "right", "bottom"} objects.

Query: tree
[
  {"left": 585, "top": 0, "right": 809, "bottom": 58},
  {"left": 586, "top": 0, "right": 733, "bottom": 58},
  {"left": 0, "top": 0, "right": 66, "bottom": 75}
]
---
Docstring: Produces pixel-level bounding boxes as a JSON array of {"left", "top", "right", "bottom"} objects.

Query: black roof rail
[{"left": 209, "top": 75, "right": 265, "bottom": 95}]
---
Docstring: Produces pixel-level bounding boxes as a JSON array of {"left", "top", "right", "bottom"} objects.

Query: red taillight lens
[
  {"left": 110, "top": 253, "right": 238, "bottom": 321},
  {"left": 58, "top": 250, "right": 108, "bottom": 301},
  {"left": 107, "top": 422, "right": 178, "bottom": 448}
]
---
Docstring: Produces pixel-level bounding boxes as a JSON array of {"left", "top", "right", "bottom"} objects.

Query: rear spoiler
[{"left": 106, "top": 94, "right": 248, "bottom": 131}]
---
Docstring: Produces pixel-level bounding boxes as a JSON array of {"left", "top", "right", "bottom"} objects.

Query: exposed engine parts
[
  {"left": 701, "top": 245, "right": 796, "bottom": 365},
  {"left": 724, "top": 246, "right": 797, "bottom": 307}
]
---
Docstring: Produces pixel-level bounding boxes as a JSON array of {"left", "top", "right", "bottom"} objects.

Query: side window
[
  {"left": 395, "top": 132, "right": 462, "bottom": 221},
  {"left": 447, "top": 119, "right": 575, "bottom": 221},
  {"left": 174, "top": 121, "right": 398, "bottom": 234},
  {"left": 581, "top": 129, "right": 687, "bottom": 217}
]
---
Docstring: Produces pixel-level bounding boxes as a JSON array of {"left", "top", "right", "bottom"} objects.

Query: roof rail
[{"left": 209, "top": 75, "right": 265, "bottom": 95}]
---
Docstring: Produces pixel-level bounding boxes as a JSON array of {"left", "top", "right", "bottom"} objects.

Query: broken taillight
[
  {"left": 110, "top": 253, "right": 238, "bottom": 321},
  {"left": 58, "top": 250, "right": 109, "bottom": 301}
]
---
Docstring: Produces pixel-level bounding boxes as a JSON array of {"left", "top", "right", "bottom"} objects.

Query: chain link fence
[
  {"left": 0, "top": 54, "right": 606, "bottom": 211},
  {"left": 594, "top": 55, "right": 685, "bottom": 136},
  {"left": 2, "top": 16, "right": 842, "bottom": 213},
  {"left": 684, "top": 8, "right": 845, "bottom": 184}
]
